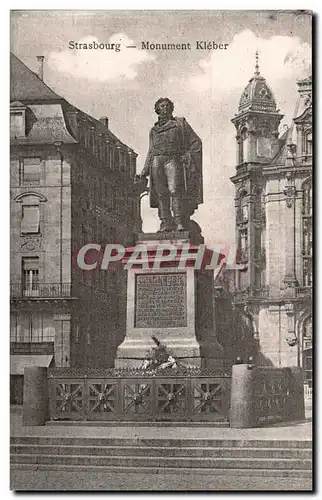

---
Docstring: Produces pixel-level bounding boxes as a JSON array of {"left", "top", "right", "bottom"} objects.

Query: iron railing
[
  {"left": 233, "top": 288, "right": 269, "bottom": 304},
  {"left": 296, "top": 286, "right": 312, "bottom": 298},
  {"left": 48, "top": 367, "right": 231, "bottom": 422},
  {"left": 253, "top": 366, "right": 305, "bottom": 425},
  {"left": 10, "top": 283, "right": 72, "bottom": 298}
]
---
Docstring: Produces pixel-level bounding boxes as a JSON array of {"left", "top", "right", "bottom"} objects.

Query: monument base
[
  {"left": 115, "top": 338, "right": 201, "bottom": 368},
  {"left": 115, "top": 232, "right": 227, "bottom": 369}
]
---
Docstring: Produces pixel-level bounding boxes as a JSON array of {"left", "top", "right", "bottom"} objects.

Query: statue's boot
[
  {"left": 159, "top": 220, "right": 174, "bottom": 232},
  {"left": 172, "top": 196, "right": 186, "bottom": 231},
  {"left": 157, "top": 197, "right": 174, "bottom": 232}
]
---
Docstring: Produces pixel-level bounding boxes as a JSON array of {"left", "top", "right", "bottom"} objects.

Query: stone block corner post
[
  {"left": 229, "top": 363, "right": 256, "bottom": 428},
  {"left": 287, "top": 367, "right": 306, "bottom": 421},
  {"left": 22, "top": 367, "right": 49, "bottom": 426}
]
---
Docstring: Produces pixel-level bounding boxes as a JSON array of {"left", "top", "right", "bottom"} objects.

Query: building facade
[
  {"left": 231, "top": 55, "right": 312, "bottom": 395},
  {"left": 10, "top": 54, "right": 140, "bottom": 402}
]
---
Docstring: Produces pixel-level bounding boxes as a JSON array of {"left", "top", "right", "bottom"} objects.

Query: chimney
[
  {"left": 99, "top": 116, "right": 109, "bottom": 128},
  {"left": 36, "top": 56, "right": 44, "bottom": 80}
]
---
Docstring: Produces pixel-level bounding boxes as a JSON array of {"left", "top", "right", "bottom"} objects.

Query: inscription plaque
[{"left": 135, "top": 273, "right": 187, "bottom": 328}]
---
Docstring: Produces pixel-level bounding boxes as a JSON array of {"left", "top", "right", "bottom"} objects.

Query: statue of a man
[{"left": 138, "top": 98, "right": 203, "bottom": 232}]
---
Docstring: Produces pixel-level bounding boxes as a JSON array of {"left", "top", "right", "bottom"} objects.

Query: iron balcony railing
[
  {"left": 10, "top": 283, "right": 72, "bottom": 299},
  {"left": 296, "top": 286, "right": 312, "bottom": 297},
  {"left": 233, "top": 288, "right": 269, "bottom": 303}
]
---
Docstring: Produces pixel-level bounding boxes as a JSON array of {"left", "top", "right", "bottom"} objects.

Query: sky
[{"left": 10, "top": 10, "right": 312, "bottom": 246}]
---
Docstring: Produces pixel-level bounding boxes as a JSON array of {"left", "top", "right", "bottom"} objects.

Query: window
[
  {"left": 304, "top": 131, "right": 312, "bottom": 156},
  {"left": 302, "top": 181, "right": 312, "bottom": 287},
  {"left": 10, "top": 311, "right": 55, "bottom": 343},
  {"left": 240, "top": 229, "right": 248, "bottom": 251},
  {"left": 10, "top": 312, "right": 17, "bottom": 342},
  {"left": 238, "top": 127, "right": 247, "bottom": 164},
  {"left": 22, "top": 257, "right": 39, "bottom": 296},
  {"left": 21, "top": 205, "right": 40, "bottom": 234},
  {"left": 10, "top": 112, "right": 25, "bottom": 138},
  {"left": 20, "top": 158, "right": 41, "bottom": 185},
  {"left": 238, "top": 191, "right": 248, "bottom": 222},
  {"left": 237, "top": 228, "right": 248, "bottom": 264},
  {"left": 242, "top": 201, "right": 248, "bottom": 221},
  {"left": 302, "top": 316, "right": 312, "bottom": 396},
  {"left": 54, "top": 319, "right": 70, "bottom": 367}
]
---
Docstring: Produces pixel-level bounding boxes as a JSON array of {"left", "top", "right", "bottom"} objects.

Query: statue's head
[{"left": 154, "top": 97, "right": 174, "bottom": 118}]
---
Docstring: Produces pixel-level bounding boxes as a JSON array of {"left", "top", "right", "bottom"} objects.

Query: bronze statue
[{"left": 137, "top": 98, "right": 203, "bottom": 232}]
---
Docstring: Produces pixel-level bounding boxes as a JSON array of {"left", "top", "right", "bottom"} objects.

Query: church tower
[
  {"left": 230, "top": 53, "right": 312, "bottom": 390},
  {"left": 231, "top": 52, "right": 283, "bottom": 293}
]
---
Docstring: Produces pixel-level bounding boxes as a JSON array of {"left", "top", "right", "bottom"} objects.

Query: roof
[
  {"left": 236, "top": 53, "right": 279, "bottom": 116},
  {"left": 10, "top": 53, "right": 136, "bottom": 152},
  {"left": 297, "top": 75, "right": 312, "bottom": 86},
  {"left": 238, "top": 73, "right": 277, "bottom": 114},
  {"left": 10, "top": 53, "right": 62, "bottom": 102}
]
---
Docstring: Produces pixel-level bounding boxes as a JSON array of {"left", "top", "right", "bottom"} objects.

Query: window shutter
[
  {"left": 23, "top": 257, "right": 39, "bottom": 271},
  {"left": 23, "top": 158, "right": 41, "bottom": 184},
  {"left": 10, "top": 112, "right": 24, "bottom": 137},
  {"left": 21, "top": 206, "right": 40, "bottom": 234}
]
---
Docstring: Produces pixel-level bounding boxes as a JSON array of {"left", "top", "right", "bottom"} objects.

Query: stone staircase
[{"left": 11, "top": 435, "right": 312, "bottom": 479}]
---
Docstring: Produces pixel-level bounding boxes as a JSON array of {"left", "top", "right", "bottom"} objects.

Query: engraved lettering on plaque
[{"left": 135, "top": 273, "right": 187, "bottom": 328}]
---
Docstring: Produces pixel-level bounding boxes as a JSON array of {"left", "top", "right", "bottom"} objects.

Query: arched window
[
  {"left": 15, "top": 192, "right": 46, "bottom": 235},
  {"left": 302, "top": 180, "right": 312, "bottom": 287}
]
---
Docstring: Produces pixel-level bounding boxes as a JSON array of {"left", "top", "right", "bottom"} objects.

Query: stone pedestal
[
  {"left": 23, "top": 367, "right": 48, "bottom": 426},
  {"left": 115, "top": 232, "right": 225, "bottom": 368},
  {"left": 229, "top": 364, "right": 255, "bottom": 428}
]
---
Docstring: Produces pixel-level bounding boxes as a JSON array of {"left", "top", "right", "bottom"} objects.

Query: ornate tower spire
[{"left": 254, "top": 50, "right": 260, "bottom": 77}]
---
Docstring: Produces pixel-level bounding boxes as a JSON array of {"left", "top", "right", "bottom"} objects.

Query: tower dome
[{"left": 238, "top": 52, "right": 277, "bottom": 114}]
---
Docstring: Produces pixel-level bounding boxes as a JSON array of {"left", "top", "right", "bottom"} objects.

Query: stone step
[
  {"left": 10, "top": 453, "right": 312, "bottom": 470},
  {"left": 46, "top": 420, "right": 230, "bottom": 427},
  {"left": 10, "top": 463, "right": 312, "bottom": 478},
  {"left": 10, "top": 444, "right": 312, "bottom": 460},
  {"left": 10, "top": 436, "right": 312, "bottom": 449}
]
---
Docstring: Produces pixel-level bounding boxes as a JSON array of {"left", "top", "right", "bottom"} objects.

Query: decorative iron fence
[
  {"left": 48, "top": 367, "right": 231, "bottom": 422},
  {"left": 253, "top": 366, "right": 304, "bottom": 425}
]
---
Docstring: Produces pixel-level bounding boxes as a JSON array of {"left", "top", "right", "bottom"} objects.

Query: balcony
[
  {"left": 10, "top": 283, "right": 72, "bottom": 299},
  {"left": 296, "top": 286, "right": 312, "bottom": 298},
  {"left": 233, "top": 287, "right": 269, "bottom": 304}
]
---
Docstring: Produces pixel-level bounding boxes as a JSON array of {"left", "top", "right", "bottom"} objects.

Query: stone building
[
  {"left": 231, "top": 54, "right": 312, "bottom": 395},
  {"left": 10, "top": 53, "right": 140, "bottom": 402}
]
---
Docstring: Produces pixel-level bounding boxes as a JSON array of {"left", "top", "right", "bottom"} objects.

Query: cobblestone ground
[{"left": 10, "top": 470, "right": 312, "bottom": 491}]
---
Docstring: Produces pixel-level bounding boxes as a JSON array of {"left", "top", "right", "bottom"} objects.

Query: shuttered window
[
  {"left": 20, "top": 158, "right": 41, "bottom": 185},
  {"left": 21, "top": 205, "right": 40, "bottom": 234},
  {"left": 10, "top": 112, "right": 24, "bottom": 137}
]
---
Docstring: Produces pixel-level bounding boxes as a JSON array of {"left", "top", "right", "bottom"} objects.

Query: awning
[{"left": 10, "top": 355, "right": 53, "bottom": 375}]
